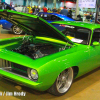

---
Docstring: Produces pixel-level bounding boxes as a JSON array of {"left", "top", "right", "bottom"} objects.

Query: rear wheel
[
  {"left": 48, "top": 67, "right": 74, "bottom": 96},
  {"left": 12, "top": 26, "right": 23, "bottom": 35}
]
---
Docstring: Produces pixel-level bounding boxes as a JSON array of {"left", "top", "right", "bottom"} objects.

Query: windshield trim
[{"left": 61, "top": 25, "right": 92, "bottom": 45}]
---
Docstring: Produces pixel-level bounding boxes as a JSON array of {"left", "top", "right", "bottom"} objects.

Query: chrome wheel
[
  {"left": 12, "top": 26, "right": 23, "bottom": 35},
  {"left": 56, "top": 67, "right": 73, "bottom": 93}
]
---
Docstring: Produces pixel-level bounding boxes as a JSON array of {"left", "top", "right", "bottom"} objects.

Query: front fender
[{"left": 36, "top": 47, "right": 90, "bottom": 90}]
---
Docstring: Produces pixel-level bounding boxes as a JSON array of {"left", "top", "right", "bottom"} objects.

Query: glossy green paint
[
  {"left": 93, "top": 41, "right": 99, "bottom": 46},
  {"left": 52, "top": 21, "right": 100, "bottom": 30},
  {"left": 0, "top": 10, "right": 100, "bottom": 91},
  {"left": 0, "top": 36, "right": 100, "bottom": 91}
]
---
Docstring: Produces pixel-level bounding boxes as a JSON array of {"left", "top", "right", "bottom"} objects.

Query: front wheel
[
  {"left": 12, "top": 26, "right": 23, "bottom": 35},
  {"left": 48, "top": 67, "right": 74, "bottom": 96}
]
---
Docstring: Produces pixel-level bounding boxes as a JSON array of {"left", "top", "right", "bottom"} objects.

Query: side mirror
[{"left": 93, "top": 41, "right": 99, "bottom": 46}]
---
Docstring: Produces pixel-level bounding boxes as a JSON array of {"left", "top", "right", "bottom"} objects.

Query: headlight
[{"left": 27, "top": 68, "right": 38, "bottom": 81}]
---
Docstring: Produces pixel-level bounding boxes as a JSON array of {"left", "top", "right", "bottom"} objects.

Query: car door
[
  {"left": 90, "top": 28, "right": 100, "bottom": 58},
  {"left": 76, "top": 29, "right": 100, "bottom": 76}
]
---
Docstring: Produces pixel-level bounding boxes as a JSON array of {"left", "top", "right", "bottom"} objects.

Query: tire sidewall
[
  {"left": 12, "top": 26, "right": 23, "bottom": 35},
  {"left": 48, "top": 67, "right": 74, "bottom": 96}
]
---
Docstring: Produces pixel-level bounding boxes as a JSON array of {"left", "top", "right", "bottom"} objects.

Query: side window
[
  {"left": 92, "top": 29, "right": 100, "bottom": 43},
  {"left": 39, "top": 14, "right": 51, "bottom": 20},
  {"left": 43, "top": 14, "right": 48, "bottom": 20},
  {"left": 39, "top": 13, "right": 43, "bottom": 17},
  {"left": 46, "top": 14, "right": 51, "bottom": 20},
  {"left": 51, "top": 15, "right": 63, "bottom": 21}
]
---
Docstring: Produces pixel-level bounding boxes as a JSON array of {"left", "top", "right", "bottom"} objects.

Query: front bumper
[{"left": 0, "top": 69, "right": 44, "bottom": 91}]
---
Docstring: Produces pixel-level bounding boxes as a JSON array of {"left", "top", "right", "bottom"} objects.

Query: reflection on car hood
[{"left": 0, "top": 10, "right": 73, "bottom": 45}]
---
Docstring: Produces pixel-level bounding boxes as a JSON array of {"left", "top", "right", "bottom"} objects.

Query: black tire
[
  {"left": 48, "top": 67, "right": 74, "bottom": 96},
  {"left": 12, "top": 25, "right": 23, "bottom": 35}
]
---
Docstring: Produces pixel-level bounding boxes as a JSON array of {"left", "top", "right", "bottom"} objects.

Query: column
[
  {"left": 38, "top": 0, "right": 41, "bottom": 5},
  {"left": 75, "top": 0, "right": 79, "bottom": 19},
  {"left": 44, "top": 0, "right": 47, "bottom": 7},
  {"left": 23, "top": 0, "right": 26, "bottom": 6},
  {"left": 64, "top": 0, "right": 66, "bottom": 6},
  {"left": 53, "top": 0, "right": 56, "bottom": 7},
  {"left": 31, "top": 0, "right": 33, "bottom": 7},
  {"left": 57, "top": 0, "right": 60, "bottom": 8},
  {"left": 1, "top": 0, "right": 5, "bottom": 3},
  {"left": 26, "top": 0, "right": 28, "bottom": 6}
]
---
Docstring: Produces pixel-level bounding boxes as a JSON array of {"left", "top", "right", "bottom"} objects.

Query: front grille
[
  {"left": 12, "top": 63, "right": 27, "bottom": 72},
  {"left": 0, "top": 59, "right": 28, "bottom": 79},
  {"left": 1, "top": 59, "right": 11, "bottom": 68},
  {"left": 12, "top": 63, "right": 28, "bottom": 77}
]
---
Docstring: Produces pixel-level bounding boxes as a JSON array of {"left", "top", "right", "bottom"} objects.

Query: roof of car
[
  {"left": 39, "top": 12, "right": 64, "bottom": 16},
  {"left": 38, "top": 12, "right": 75, "bottom": 21},
  {"left": 51, "top": 21, "right": 100, "bottom": 30},
  {"left": 38, "top": 12, "right": 70, "bottom": 18}
]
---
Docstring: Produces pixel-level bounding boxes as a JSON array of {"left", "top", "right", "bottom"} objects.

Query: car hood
[{"left": 0, "top": 10, "right": 73, "bottom": 45}]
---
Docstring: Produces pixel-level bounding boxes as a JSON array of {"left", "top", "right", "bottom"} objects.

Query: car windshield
[{"left": 61, "top": 25, "right": 91, "bottom": 45}]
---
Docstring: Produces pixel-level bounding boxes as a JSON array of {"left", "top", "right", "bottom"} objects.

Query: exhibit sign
[
  {"left": 79, "top": 0, "right": 96, "bottom": 8},
  {"left": 61, "top": 1, "right": 76, "bottom": 8}
]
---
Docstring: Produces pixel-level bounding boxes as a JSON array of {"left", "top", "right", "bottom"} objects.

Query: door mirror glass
[{"left": 93, "top": 41, "right": 99, "bottom": 46}]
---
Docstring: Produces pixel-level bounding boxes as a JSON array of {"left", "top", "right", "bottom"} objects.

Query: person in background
[
  {"left": 0, "top": 2, "right": 2, "bottom": 9},
  {"left": 47, "top": 8, "right": 52, "bottom": 13},
  {"left": 52, "top": 7, "right": 57, "bottom": 13},
  {"left": 22, "top": 6, "right": 26, "bottom": 13},
  {"left": 40, "top": 7, "right": 43, "bottom": 12},
  {"left": 36, "top": 5, "right": 40, "bottom": 14},
  {"left": 67, "top": 9, "right": 72, "bottom": 18},
  {"left": 32, "top": 5, "right": 36, "bottom": 14},
  {"left": 43, "top": 6, "right": 47, "bottom": 12},
  {"left": 57, "top": 9, "right": 61, "bottom": 14},
  {"left": 6, "top": 4, "right": 11, "bottom": 10},
  {"left": 76, "top": 14, "right": 82, "bottom": 21},
  {"left": 27, "top": 5, "right": 31, "bottom": 13},
  {"left": 25, "top": 6, "right": 29, "bottom": 13},
  {"left": 0, "top": 3, "right": 6, "bottom": 9},
  {"left": 15, "top": 4, "right": 17, "bottom": 7},
  {"left": 60, "top": 6, "right": 68, "bottom": 16},
  {"left": 93, "top": 12, "right": 96, "bottom": 19},
  {"left": 90, "top": 12, "right": 93, "bottom": 19}
]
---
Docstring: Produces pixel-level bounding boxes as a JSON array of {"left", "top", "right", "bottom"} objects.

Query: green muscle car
[{"left": 0, "top": 10, "right": 100, "bottom": 96}]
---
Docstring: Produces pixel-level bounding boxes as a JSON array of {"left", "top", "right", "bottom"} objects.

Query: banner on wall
[
  {"left": 61, "top": 1, "right": 76, "bottom": 8},
  {"left": 79, "top": 0, "right": 96, "bottom": 8}
]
